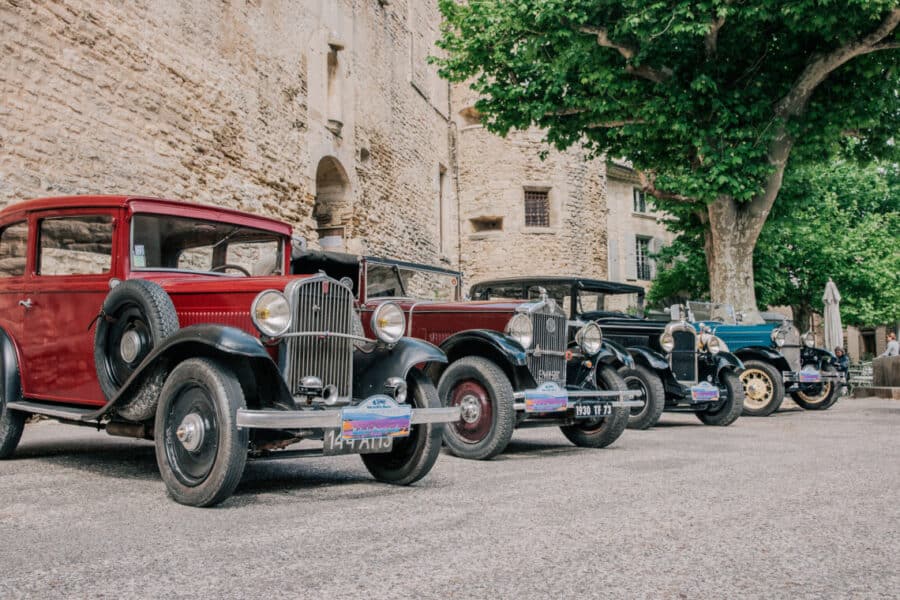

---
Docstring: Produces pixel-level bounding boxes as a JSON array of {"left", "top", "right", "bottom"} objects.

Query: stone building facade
[{"left": 1, "top": 0, "right": 619, "bottom": 285}]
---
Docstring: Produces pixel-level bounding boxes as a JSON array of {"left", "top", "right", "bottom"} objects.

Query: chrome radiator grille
[
  {"left": 527, "top": 311, "right": 568, "bottom": 387},
  {"left": 670, "top": 329, "right": 698, "bottom": 383},
  {"left": 782, "top": 327, "right": 802, "bottom": 371},
  {"left": 284, "top": 276, "right": 354, "bottom": 397}
]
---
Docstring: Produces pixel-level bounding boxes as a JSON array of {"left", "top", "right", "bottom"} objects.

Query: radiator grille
[
  {"left": 670, "top": 329, "right": 697, "bottom": 383},
  {"left": 527, "top": 310, "right": 568, "bottom": 387},
  {"left": 284, "top": 276, "right": 354, "bottom": 397},
  {"left": 782, "top": 327, "right": 802, "bottom": 371}
]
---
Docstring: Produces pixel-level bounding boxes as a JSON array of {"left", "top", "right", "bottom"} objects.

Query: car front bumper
[
  {"left": 236, "top": 404, "right": 460, "bottom": 430},
  {"left": 512, "top": 386, "right": 644, "bottom": 416},
  {"left": 782, "top": 370, "right": 843, "bottom": 384}
]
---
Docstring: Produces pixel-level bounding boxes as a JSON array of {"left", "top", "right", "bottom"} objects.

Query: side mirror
[{"left": 291, "top": 235, "right": 307, "bottom": 260}]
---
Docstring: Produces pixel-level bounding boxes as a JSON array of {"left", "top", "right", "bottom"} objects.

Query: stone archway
[{"left": 313, "top": 156, "right": 350, "bottom": 250}]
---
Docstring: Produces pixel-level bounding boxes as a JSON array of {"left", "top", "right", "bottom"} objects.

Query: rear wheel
[
  {"left": 438, "top": 356, "right": 516, "bottom": 460},
  {"left": 740, "top": 359, "right": 785, "bottom": 417},
  {"left": 560, "top": 366, "right": 629, "bottom": 448},
  {"left": 696, "top": 370, "right": 744, "bottom": 426},
  {"left": 792, "top": 370, "right": 840, "bottom": 410},
  {"left": 154, "top": 358, "right": 248, "bottom": 507},
  {"left": 0, "top": 395, "right": 25, "bottom": 460},
  {"left": 619, "top": 365, "right": 665, "bottom": 430},
  {"left": 362, "top": 369, "right": 443, "bottom": 485}
]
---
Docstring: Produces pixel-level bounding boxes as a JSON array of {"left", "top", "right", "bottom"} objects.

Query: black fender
[
  {"left": 802, "top": 346, "right": 837, "bottom": 369},
  {"left": 593, "top": 339, "right": 634, "bottom": 369},
  {"left": 733, "top": 346, "right": 792, "bottom": 374},
  {"left": 437, "top": 329, "right": 536, "bottom": 391},
  {"left": 627, "top": 345, "right": 670, "bottom": 372},
  {"left": 0, "top": 328, "right": 22, "bottom": 408},
  {"left": 103, "top": 324, "right": 292, "bottom": 421},
  {"left": 703, "top": 351, "right": 744, "bottom": 380},
  {"left": 353, "top": 337, "right": 447, "bottom": 399}
]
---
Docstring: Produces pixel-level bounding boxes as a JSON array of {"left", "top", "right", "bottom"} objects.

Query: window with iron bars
[
  {"left": 635, "top": 236, "right": 652, "bottom": 280},
  {"left": 524, "top": 189, "right": 550, "bottom": 227}
]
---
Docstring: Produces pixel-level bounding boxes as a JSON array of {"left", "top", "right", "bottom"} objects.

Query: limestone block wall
[{"left": 0, "top": 0, "right": 457, "bottom": 269}]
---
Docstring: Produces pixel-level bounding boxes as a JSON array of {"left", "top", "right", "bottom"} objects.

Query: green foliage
[{"left": 649, "top": 159, "right": 900, "bottom": 327}]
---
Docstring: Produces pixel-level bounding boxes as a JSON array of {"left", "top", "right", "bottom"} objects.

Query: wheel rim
[
  {"left": 623, "top": 376, "right": 648, "bottom": 417},
  {"left": 741, "top": 369, "right": 773, "bottom": 409},
  {"left": 448, "top": 379, "right": 493, "bottom": 443},
  {"left": 103, "top": 303, "right": 153, "bottom": 388},
  {"left": 796, "top": 382, "right": 832, "bottom": 404},
  {"left": 164, "top": 384, "right": 220, "bottom": 487}
]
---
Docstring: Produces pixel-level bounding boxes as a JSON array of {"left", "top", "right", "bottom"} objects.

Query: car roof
[
  {"left": 0, "top": 195, "right": 291, "bottom": 234},
  {"left": 294, "top": 250, "right": 462, "bottom": 278},
  {"left": 471, "top": 276, "right": 646, "bottom": 295}
]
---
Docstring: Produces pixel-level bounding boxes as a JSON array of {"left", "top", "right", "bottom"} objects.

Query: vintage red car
[
  {"left": 0, "top": 196, "right": 458, "bottom": 506},
  {"left": 293, "top": 252, "right": 643, "bottom": 460}
]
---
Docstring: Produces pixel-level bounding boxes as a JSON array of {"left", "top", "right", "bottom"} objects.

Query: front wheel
[
  {"left": 560, "top": 366, "right": 629, "bottom": 448},
  {"left": 0, "top": 402, "right": 25, "bottom": 460},
  {"left": 619, "top": 365, "right": 665, "bottom": 430},
  {"left": 362, "top": 369, "right": 443, "bottom": 485},
  {"left": 696, "top": 370, "right": 744, "bottom": 426},
  {"left": 740, "top": 359, "right": 785, "bottom": 417},
  {"left": 791, "top": 370, "right": 840, "bottom": 410},
  {"left": 154, "top": 358, "right": 249, "bottom": 507},
  {"left": 438, "top": 356, "right": 516, "bottom": 460}
]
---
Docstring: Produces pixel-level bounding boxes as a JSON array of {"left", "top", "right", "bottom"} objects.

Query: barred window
[
  {"left": 524, "top": 189, "right": 550, "bottom": 227},
  {"left": 635, "top": 236, "right": 652, "bottom": 281},
  {"left": 633, "top": 189, "right": 647, "bottom": 213}
]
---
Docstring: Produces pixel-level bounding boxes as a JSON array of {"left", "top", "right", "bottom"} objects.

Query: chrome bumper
[
  {"left": 782, "top": 371, "right": 843, "bottom": 383},
  {"left": 236, "top": 406, "right": 460, "bottom": 430},
  {"left": 512, "top": 389, "right": 643, "bottom": 411}
]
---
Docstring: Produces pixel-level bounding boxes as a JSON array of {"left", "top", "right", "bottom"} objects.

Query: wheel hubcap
[
  {"left": 449, "top": 380, "right": 493, "bottom": 443},
  {"left": 741, "top": 369, "right": 773, "bottom": 408},
  {"left": 176, "top": 413, "right": 205, "bottom": 452},
  {"left": 119, "top": 329, "right": 143, "bottom": 364},
  {"left": 459, "top": 395, "right": 482, "bottom": 423}
]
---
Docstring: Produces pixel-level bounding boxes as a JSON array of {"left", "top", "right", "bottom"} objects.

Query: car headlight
[
  {"left": 505, "top": 313, "right": 533, "bottom": 349},
  {"left": 251, "top": 290, "right": 292, "bottom": 337},
  {"left": 802, "top": 332, "right": 815, "bottom": 348},
  {"left": 706, "top": 335, "right": 726, "bottom": 354},
  {"left": 575, "top": 322, "right": 603, "bottom": 354},
  {"left": 659, "top": 332, "right": 675, "bottom": 353},
  {"left": 771, "top": 328, "right": 786, "bottom": 347},
  {"left": 372, "top": 302, "right": 406, "bottom": 344}
]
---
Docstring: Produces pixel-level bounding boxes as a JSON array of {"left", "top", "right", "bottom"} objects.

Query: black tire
[
  {"left": 740, "top": 359, "right": 785, "bottom": 417},
  {"left": 362, "top": 369, "right": 444, "bottom": 485},
  {"left": 619, "top": 365, "right": 665, "bottom": 430},
  {"left": 560, "top": 365, "right": 630, "bottom": 448},
  {"left": 154, "top": 358, "right": 248, "bottom": 507},
  {"left": 0, "top": 382, "right": 26, "bottom": 459},
  {"left": 94, "top": 279, "right": 179, "bottom": 400},
  {"left": 791, "top": 370, "right": 840, "bottom": 410},
  {"left": 696, "top": 370, "right": 744, "bottom": 426},
  {"left": 437, "top": 356, "right": 516, "bottom": 460}
]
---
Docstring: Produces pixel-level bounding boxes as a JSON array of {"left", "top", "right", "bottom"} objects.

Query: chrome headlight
[
  {"left": 706, "top": 335, "right": 727, "bottom": 354},
  {"left": 771, "top": 328, "right": 786, "bottom": 347},
  {"left": 659, "top": 332, "right": 675, "bottom": 353},
  {"left": 372, "top": 302, "right": 406, "bottom": 344},
  {"left": 575, "top": 322, "right": 603, "bottom": 354},
  {"left": 251, "top": 290, "right": 292, "bottom": 337},
  {"left": 802, "top": 332, "right": 815, "bottom": 348},
  {"left": 505, "top": 313, "right": 533, "bottom": 349}
]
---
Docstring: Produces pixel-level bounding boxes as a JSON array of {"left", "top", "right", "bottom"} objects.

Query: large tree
[
  {"left": 436, "top": 1, "right": 900, "bottom": 322},
  {"left": 649, "top": 158, "right": 900, "bottom": 330}
]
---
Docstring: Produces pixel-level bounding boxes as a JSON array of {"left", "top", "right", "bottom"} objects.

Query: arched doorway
[{"left": 313, "top": 156, "right": 350, "bottom": 250}]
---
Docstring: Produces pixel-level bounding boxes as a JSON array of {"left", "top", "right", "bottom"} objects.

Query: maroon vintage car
[
  {"left": 0, "top": 196, "right": 457, "bottom": 506},
  {"left": 293, "top": 252, "right": 643, "bottom": 460}
]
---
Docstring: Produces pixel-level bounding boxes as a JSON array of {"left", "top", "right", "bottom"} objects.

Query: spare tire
[{"left": 94, "top": 279, "right": 179, "bottom": 401}]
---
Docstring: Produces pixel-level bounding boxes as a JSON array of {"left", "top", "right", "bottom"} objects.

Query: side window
[
  {"left": 0, "top": 221, "right": 28, "bottom": 278},
  {"left": 39, "top": 216, "right": 113, "bottom": 276}
]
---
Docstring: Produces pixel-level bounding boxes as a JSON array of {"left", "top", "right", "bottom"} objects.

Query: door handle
[{"left": 18, "top": 298, "right": 33, "bottom": 309}]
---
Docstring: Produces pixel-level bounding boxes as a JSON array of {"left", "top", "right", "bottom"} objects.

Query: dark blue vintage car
[{"left": 685, "top": 302, "right": 842, "bottom": 415}]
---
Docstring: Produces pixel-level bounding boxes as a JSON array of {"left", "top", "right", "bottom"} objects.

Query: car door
[
  {"left": 0, "top": 217, "right": 32, "bottom": 378},
  {"left": 23, "top": 209, "right": 119, "bottom": 406}
]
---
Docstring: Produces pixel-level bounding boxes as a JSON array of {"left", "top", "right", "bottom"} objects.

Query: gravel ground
[{"left": 1, "top": 397, "right": 898, "bottom": 599}]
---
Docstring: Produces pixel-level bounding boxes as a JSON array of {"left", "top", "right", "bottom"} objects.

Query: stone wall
[{"left": 0, "top": 0, "right": 457, "bottom": 268}]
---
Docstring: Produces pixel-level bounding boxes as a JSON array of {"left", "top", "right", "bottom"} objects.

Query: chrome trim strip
[
  {"left": 236, "top": 406, "right": 460, "bottom": 429},
  {"left": 513, "top": 390, "right": 643, "bottom": 400},
  {"left": 513, "top": 399, "right": 644, "bottom": 410},
  {"left": 406, "top": 301, "right": 428, "bottom": 336},
  {"left": 279, "top": 331, "right": 374, "bottom": 343}
]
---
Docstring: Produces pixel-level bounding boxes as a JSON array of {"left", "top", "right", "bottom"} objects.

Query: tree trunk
[
  {"left": 704, "top": 195, "right": 768, "bottom": 325},
  {"left": 792, "top": 303, "right": 813, "bottom": 333}
]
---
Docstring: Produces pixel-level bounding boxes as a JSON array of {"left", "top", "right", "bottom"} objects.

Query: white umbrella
[{"left": 822, "top": 278, "right": 843, "bottom": 351}]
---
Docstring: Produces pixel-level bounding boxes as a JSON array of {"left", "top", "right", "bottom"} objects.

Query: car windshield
[
  {"left": 687, "top": 301, "right": 737, "bottom": 324},
  {"left": 470, "top": 282, "right": 644, "bottom": 318},
  {"left": 366, "top": 263, "right": 460, "bottom": 301},
  {"left": 131, "top": 214, "right": 285, "bottom": 276},
  {"left": 576, "top": 290, "right": 644, "bottom": 317}
]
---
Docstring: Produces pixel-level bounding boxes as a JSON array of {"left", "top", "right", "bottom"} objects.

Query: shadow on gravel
[
  {"left": 495, "top": 438, "right": 584, "bottom": 458},
  {"left": 13, "top": 439, "right": 160, "bottom": 481}
]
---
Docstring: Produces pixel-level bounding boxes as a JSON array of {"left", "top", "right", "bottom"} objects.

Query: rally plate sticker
[
  {"left": 690, "top": 381, "right": 720, "bottom": 402},
  {"left": 524, "top": 382, "right": 569, "bottom": 413},
  {"left": 340, "top": 395, "right": 412, "bottom": 440}
]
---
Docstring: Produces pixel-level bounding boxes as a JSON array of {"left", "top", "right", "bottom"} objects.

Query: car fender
[
  {"left": 733, "top": 346, "right": 792, "bottom": 373},
  {"left": 437, "top": 329, "right": 536, "bottom": 391},
  {"left": 590, "top": 339, "right": 634, "bottom": 369},
  {"left": 0, "top": 328, "right": 22, "bottom": 407},
  {"left": 712, "top": 351, "right": 745, "bottom": 378},
  {"left": 803, "top": 346, "right": 836, "bottom": 368},
  {"left": 353, "top": 337, "right": 447, "bottom": 399},
  {"left": 627, "top": 345, "right": 670, "bottom": 372}
]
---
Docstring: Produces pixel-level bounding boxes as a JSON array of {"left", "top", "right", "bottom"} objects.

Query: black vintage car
[{"left": 470, "top": 277, "right": 746, "bottom": 429}]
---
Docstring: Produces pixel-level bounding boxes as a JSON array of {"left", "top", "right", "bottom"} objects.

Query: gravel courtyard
[{"left": 1, "top": 397, "right": 898, "bottom": 599}]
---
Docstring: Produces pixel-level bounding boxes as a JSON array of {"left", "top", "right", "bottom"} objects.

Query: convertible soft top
[{"left": 471, "top": 276, "right": 646, "bottom": 297}]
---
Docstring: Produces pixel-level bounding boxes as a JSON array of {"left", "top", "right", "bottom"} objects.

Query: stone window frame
[{"left": 522, "top": 184, "right": 557, "bottom": 233}]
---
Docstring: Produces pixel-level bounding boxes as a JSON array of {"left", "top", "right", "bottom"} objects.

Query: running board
[{"left": 7, "top": 400, "right": 102, "bottom": 422}]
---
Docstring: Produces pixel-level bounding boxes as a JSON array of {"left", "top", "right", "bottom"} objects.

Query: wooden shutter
[{"left": 624, "top": 233, "right": 637, "bottom": 280}]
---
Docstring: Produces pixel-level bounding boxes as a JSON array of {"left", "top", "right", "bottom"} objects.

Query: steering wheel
[{"left": 210, "top": 263, "right": 251, "bottom": 277}]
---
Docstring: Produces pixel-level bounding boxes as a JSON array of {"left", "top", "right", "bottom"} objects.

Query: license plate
[
  {"left": 524, "top": 382, "right": 568, "bottom": 413},
  {"left": 323, "top": 430, "right": 393, "bottom": 456},
  {"left": 574, "top": 403, "right": 612, "bottom": 418},
  {"left": 690, "top": 382, "right": 720, "bottom": 402},
  {"left": 799, "top": 368, "right": 821, "bottom": 383},
  {"left": 340, "top": 395, "right": 412, "bottom": 440}
]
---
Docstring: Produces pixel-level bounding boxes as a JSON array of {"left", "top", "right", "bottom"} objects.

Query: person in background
[
  {"left": 879, "top": 332, "right": 899, "bottom": 357},
  {"left": 833, "top": 347, "right": 850, "bottom": 383}
]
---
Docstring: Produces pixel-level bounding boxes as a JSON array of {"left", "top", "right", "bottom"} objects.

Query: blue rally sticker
[
  {"left": 690, "top": 381, "right": 720, "bottom": 402},
  {"left": 341, "top": 395, "right": 412, "bottom": 440},
  {"left": 799, "top": 367, "right": 822, "bottom": 383},
  {"left": 524, "top": 382, "right": 569, "bottom": 413}
]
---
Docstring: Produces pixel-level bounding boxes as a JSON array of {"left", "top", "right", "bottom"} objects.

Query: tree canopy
[
  {"left": 436, "top": 1, "right": 900, "bottom": 320},
  {"left": 649, "top": 158, "right": 900, "bottom": 329}
]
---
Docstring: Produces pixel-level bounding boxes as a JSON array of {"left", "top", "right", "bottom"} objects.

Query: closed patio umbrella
[{"left": 823, "top": 278, "right": 843, "bottom": 351}]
